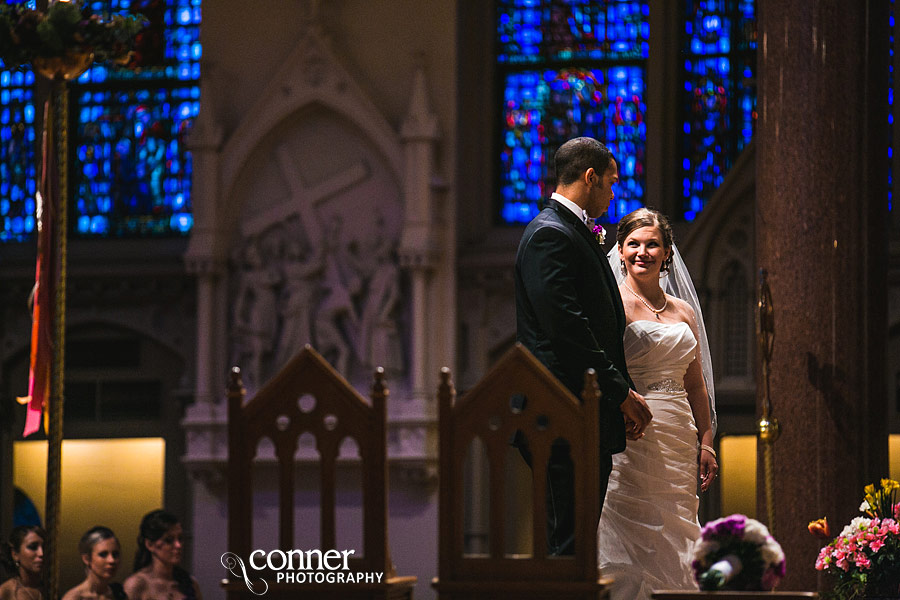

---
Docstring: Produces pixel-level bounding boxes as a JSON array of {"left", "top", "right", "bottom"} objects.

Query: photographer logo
[{"left": 221, "top": 548, "right": 385, "bottom": 596}]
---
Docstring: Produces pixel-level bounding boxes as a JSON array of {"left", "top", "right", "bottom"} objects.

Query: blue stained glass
[
  {"left": 890, "top": 0, "right": 895, "bottom": 217},
  {"left": 71, "top": 0, "right": 199, "bottom": 239},
  {"left": 69, "top": 2, "right": 199, "bottom": 239},
  {"left": 498, "top": 0, "right": 648, "bottom": 64},
  {"left": 501, "top": 66, "right": 646, "bottom": 223},
  {"left": 0, "top": 62, "right": 36, "bottom": 242},
  {"left": 681, "top": 0, "right": 756, "bottom": 217},
  {"left": 497, "top": 1, "right": 649, "bottom": 223},
  {"left": 1, "top": 0, "right": 201, "bottom": 242}
]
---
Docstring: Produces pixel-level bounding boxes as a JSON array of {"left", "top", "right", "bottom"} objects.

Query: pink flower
[
  {"left": 855, "top": 553, "right": 871, "bottom": 569},
  {"left": 870, "top": 538, "right": 885, "bottom": 552},
  {"left": 761, "top": 568, "right": 781, "bottom": 590}
]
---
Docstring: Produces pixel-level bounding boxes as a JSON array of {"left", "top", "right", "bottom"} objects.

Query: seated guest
[
  {"left": 62, "top": 526, "right": 126, "bottom": 600},
  {"left": 124, "top": 510, "right": 201, "bottom": 600},
  {"left": 0, "top": 525, "right": 46, "bottom": 600}
]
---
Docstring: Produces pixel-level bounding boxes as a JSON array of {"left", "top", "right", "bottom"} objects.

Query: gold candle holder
[{"left": 33, "top": 51, "right": 94, "bottom": 81}]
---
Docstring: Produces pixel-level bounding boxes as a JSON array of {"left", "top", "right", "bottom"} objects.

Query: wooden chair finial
[{"left": 581, "top": 367, "right": 598, "bottom": 403}]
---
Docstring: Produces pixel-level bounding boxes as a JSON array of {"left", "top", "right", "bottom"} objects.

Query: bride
[{"left": 597, "top": 208, "right": 718, "bottom": 599}]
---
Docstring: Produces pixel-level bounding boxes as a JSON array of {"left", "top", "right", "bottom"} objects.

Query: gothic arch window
[
  {"left": 681, "top": 0, "right": 757, "bottom": 220},
  {"left": 721, "top": 260, "right": 749, "bottom": 378},
  {"left": 496, "top": 0, "right": 649, "bottom": 225},
  {"left": 0, "top": 0, "right": 200, "bottom": 242}
]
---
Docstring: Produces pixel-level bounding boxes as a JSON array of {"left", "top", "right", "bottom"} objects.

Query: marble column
[{"left": 755, "top": 0, "right": 889, "bottom": 591}]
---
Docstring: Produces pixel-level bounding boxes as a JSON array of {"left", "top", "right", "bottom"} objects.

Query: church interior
[{"left": 0, "top": 0, "right": 898, "bottom": 598}]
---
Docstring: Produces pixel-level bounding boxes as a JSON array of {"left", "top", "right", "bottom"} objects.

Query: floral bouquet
[
  {"left": 812, "top": 478, "right": 900, "bottom": 600},
  {"left": 692, "top": 514, "right": 786, "bottom": 591}
]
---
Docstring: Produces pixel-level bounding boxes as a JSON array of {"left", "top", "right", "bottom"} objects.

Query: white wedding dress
[{"left": 597, "top": 320, "right": 701, "bottom": 599}]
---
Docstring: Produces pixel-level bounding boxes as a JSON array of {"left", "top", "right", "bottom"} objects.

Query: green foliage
[{"left": 0, "top": 1, "right": 146, "bottom": 69}]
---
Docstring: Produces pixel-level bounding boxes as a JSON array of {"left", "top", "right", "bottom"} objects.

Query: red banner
[{"left": 17, "top": 99, "right": 57, "bottom": 437}]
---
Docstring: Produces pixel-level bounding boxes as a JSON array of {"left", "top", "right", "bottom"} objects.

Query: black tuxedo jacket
[{"left": 514, "top": 198, "right": 633, "bottom": 454}]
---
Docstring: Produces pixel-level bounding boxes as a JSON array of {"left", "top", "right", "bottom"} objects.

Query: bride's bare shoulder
[{"left": 666, "top": 295, "right": 696, "bottom": 323}]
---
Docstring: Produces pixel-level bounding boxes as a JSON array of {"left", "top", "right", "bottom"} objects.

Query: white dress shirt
[{"left": 551, "top": 192, "right": 590, "bottom": 227}]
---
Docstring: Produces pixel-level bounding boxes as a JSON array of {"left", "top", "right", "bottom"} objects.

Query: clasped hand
[{"left": 621, "top": 389, "right": 652, "bottom": 440}]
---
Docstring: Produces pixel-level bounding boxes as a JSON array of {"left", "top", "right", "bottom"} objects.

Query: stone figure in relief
[
  {"left": 275, "top": 219, "right": 325, "bottom": 368},
  {"left": 314, "top": 216, "right": 358, "bottom": 376},
  {"left": 347, "top": 221, "right": 404, "bottom": 374},
  {"left": 232, "top": 236, "right": 281, "bottom": 390}
]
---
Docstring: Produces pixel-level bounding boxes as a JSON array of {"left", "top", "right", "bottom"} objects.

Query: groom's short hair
[{"left": 554, "top": 137, "right": 614, "bottom": 186}]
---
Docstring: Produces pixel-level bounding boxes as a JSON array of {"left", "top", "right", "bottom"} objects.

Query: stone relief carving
[
  {"left": 229, "top": 209, "right": 404, "bottom": 392},
  {"left": 275, "top": 233, "right": 324, "bottom": 368},
  {"left": 231, "top": 234, "right": 283, "bottom": 391},
  {"left": 314, "top": 215, "right": 358, "bottom": 376},
  {"left": 345, "top": 215, "right": 404, "bottom": 376}
]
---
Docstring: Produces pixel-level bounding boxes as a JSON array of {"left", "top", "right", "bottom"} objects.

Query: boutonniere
[{"left": 592, "top": 223, "right": 606, "bottom": 245}]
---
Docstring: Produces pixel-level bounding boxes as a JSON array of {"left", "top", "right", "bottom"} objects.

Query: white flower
[
  {"left": 693, "top": 515, "right": 785, "bottom": 592},
  {"left": 760, "top": 538, "right": 785, "bottom": 566},
  {"left": 692, "top": 539, "right": 720, "bottom": 563},
  {"left": 743, "top": 520, "right": 770, "bottom": 544},
  {"left": 860, "top": 500, "right": 871, "bottom": 512},
  {"left": 839, "top": 516, "right": 872, "bottom": 538}
]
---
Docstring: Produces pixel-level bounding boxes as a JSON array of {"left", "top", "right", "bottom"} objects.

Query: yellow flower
[
  {"left": 865, "top": 483, "right": 876, "bottom": 496},
  {"left": 881, "top": 478, "right": 900, "bottom": 491}
]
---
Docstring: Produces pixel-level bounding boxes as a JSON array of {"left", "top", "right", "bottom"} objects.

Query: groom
[{"left": 514, "top": 136, "right": 652, "bottom": 555}]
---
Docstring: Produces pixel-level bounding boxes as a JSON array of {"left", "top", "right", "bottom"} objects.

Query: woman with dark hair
[
  {"left": 597, "top": 207, "right": 718, "bottom": 599},
  {"left": 61, "top": 526, "right": 125, "bottom": 600},
  {"left": 0, "top": 525, "right": 46, "bottom": 600},
  {"left": 123, "top": 510, "right": 201, "bottom": 600}
]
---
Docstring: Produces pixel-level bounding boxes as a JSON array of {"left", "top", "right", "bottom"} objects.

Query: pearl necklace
[{"left": 624, "top": 282, "right": 667, "bottom": 318}]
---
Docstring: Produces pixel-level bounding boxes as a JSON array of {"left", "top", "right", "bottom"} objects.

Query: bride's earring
[{"left": 620, "top": 259, "right": 626, "bottom": 275}]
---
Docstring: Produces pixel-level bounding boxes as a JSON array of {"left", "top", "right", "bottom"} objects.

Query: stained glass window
[
  {"left": 0, "top": 0, "right": 37, "bottom": 242},
  {"left": 681, "top": 0, "right": 756, "bottom": 221},
  {"left": 73, "top": 0, "right": 199, "bottom": 237},
  {"left": 498, "top": 0, "right": 649, "bottom": 224},
  {"left": 0, "top": 0, "right": 199, "bottom": 242},
  {"left": 889, "top": 0, "right": 894, "bottom": 215},
  {"left": 0, "top": 68, "right": 37, "bottom": 242}
]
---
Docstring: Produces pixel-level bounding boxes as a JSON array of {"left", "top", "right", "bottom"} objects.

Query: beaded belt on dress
[{"left": 646, "top": 378, "right": 684, "bottom": 393}]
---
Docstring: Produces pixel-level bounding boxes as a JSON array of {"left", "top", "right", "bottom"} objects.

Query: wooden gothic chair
[
  {"left": 431, "top": 343, "right": 611, "bottom": 600},
  {"left": 222, "top": 346, "right": 416, "bottom": 600}
]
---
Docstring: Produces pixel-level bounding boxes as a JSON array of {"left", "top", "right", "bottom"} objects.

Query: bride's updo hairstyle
[{"left": 616, "top": 207, "right": 675, "bottom": 273}]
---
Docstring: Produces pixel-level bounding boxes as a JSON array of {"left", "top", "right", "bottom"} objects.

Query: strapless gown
[{"left": 597, "top": 320, "right": 701, "bottom": 599}]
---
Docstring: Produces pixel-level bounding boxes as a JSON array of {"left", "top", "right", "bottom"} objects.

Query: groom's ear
[{"left": 583, "top": 168, "right": 596, "bottom": 186}]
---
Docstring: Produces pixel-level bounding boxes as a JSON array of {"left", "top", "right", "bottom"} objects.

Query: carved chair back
[
  {"left": 432, "top": 343, "right": 609, "bottom": 599},
  {"left": 224, "top": 346, "right": 415, "bottom": 599}
]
